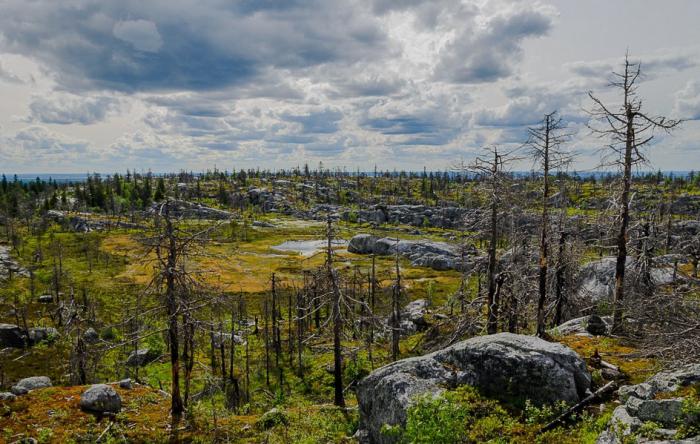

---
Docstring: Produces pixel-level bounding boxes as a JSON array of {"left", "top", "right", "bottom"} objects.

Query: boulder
[
  {"left": 83, "top": 327, "right": 99, "bottom": 343},
  {"left": 550, "top": 315, "right": 612, "bottom": 337},
  {"left": 398, "top": 299, "right": 430, "bottom": 333},
  {"left": 347, "top": 234, "right": 379, "bottom": 254},
  {"left": 79, "top": 384, "right": 122, "bottom": 415},
  {"left": 598, "top": 364, "right": 700, "bottom": 443},
  {"left": 0, "top": 323, "right": 27, "bottom": 348},
  {"left": 586, "top": 315, "right": 608, "bottom": 336},
  {"left": 0, "top": 392, "right": 16, "bottom": 401},
  {"left": 11, "top": 376, "right": 52, "bottom": 395},
  {"left": 119, "top": 378, "right": 133, "bottom": 389},
  {"left": 357, "top": 333, "right": 591, "bottom": 443},
  {"left": 38, "top": 295, "right": 54, "bottom": 303},
  {"left": 126, "top": 348, "right": 159, "bottom": 367}
]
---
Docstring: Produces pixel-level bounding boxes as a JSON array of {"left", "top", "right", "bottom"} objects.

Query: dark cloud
[
  {"left": 0, "top": 0, "right": 390, "bottom": 92},
  {"left": 434, "top": 5, "right": 554, "bottom": 84},
  {"left": 29, "top": 94, "right": 121, "bottom": 125}
]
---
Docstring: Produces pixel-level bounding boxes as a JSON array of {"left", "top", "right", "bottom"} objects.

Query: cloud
[
  {"left": 674, "top": 80, "right": 700, "bottom": 120},
  {"left": 0, "top": 61, "right": 23, "bottom": 83},
  {"left": 434, "top": 3, "right": 555, "bottom": 84},
  {"left": 113, "top": 20, "right": 163, "bottom": 53},
  {"left": 282, "top": 109, "right": 343, "bottom": 134},
  {"left": 0, "top": 0, "right": 391, "bottom": 92},
  {"left": 566, "top": 52, "right": 698, "bottom": 80},
  {"left": 28, "top": 94, "right": 122, "bottom": 125}
]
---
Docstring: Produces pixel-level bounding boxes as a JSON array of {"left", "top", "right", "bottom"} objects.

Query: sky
[{"left": 0, "top": 0, "right": 699, "bottom": 174}]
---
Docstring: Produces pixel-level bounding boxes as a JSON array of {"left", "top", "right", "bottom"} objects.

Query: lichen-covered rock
[
  {"left": 11, "top": 376, "right": 52, "bottom": 395},
  {"left": 598, "top": 364, "right": 700, "bottom": 443},
  {"left": 357, "top": 333, "right": 591, "bottom": 444},
  {"left": 79, "top": 384, "right": 121, "bottom": 415}
]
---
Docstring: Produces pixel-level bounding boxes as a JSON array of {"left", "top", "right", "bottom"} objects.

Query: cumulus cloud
[
  {"left": 674, "top": 80, "right": 700, "bottom": 120},
  {"left": 0, "top": 61, "right": 23, "bottom": 83},
  {"left": 0, "top": 0, "right": 391, "bottom": 92},
  {"left": 28, "top": 94, "right": 122, "bottom": 125},
  {"left": 434, "top": 3, "right": 555, "bottom": 84}
]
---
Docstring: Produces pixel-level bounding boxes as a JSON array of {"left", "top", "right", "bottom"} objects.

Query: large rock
[
  {"left": 347, "top": 234, "right": 467, "bottom": 271},
  {"left": 550, "top": 315, "right": 612, "bottom": 337},
  {"left": 126, "top": 348, "right": 159, "bottom": 367},
  {"left": 0, "top": 323, "right": 27, "bottom": 348},
  {"left": 577, "top": 257, "right": 684, "bottom": 304},
  {"left": 79, "top": 384, "right": 121, "bottom": 415},
  {"left": 357, "top": 333, "right": 591, "bottom": 443},
  {"left": 598, "top": 364, "right": 700, "bottom": 443},
  {"left": 347, "top": 234, "right": 378, "bottom": 254},
  {"left": 11, "top": 376, "right": 52, "bottom": 395}
]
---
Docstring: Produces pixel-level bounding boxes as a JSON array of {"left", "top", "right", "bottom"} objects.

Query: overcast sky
[{"left": 0, "top": 0, "right": 699, "bottom": 174}]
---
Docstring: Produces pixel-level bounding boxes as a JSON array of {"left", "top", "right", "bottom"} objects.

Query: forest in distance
[{"left": 0, "top": 53, "right": 699, "bottom": 444}]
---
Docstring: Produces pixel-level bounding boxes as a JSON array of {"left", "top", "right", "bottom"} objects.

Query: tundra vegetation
[{"left": 0, "top": 56, "right": 699, "bottom": 443}]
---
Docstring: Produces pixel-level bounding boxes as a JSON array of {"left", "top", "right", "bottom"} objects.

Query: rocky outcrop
[
  {"left": 357, "top": 333, "right": 591, "bottom": 444},
  {"left": 0, "top": 245, "right": 28, "bottom": 280},
  {"left": 597, "top": 364, "right": 700, "bottom": 443},
  {"left": 347, "top": 234, "right": 472, "bottom": 271},
  {"left": 576, "top": 257, "right": 683, "bottom": 303},
  {"left": 149, "top": 200, "right": 232, "bottom": 220},
  {"left": 80, "top": 384, "right": 122, "bottom": 415}
]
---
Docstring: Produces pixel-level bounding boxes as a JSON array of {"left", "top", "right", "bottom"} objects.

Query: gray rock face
[
  {"left": 598, "top": 364, "right": 700, "bottom": 443},
  {"left": 126, "top": 348, "right": 159, "bottom": 367},
  {"left": 0, "top": 323, "right": 27, "bottom": 348},
  {"left": 11, "top": 376, "right": 52, "bottom": 395},
  {"left": 577, "top": 257, "right": 683, "bottom": 303},
  {"left": 79, "top": 384, "right": 121, "bottom": 415},
  {"left": 347, "top": 234, "right": 469, "bottom": 271},
  {"left": 357, "top": 333, "right": 591, "bottom": 444}
]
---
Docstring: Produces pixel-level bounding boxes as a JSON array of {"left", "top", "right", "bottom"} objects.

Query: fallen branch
[{"left": 540, "top": 381, "right": 617, "bottom": 433}]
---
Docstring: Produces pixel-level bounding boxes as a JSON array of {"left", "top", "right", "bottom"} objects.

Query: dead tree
[
  {"left": 528, "top": 111, "right": 572, "bottom": 337},
  {"left": 588, "top": 53, "right": 681, "bottom": 333},
  {"left": 390, "top": 239, "right": 403, "bottom": 361},
  {"left": 467, "top": 146, "right": 517, "bottom": 334}
]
